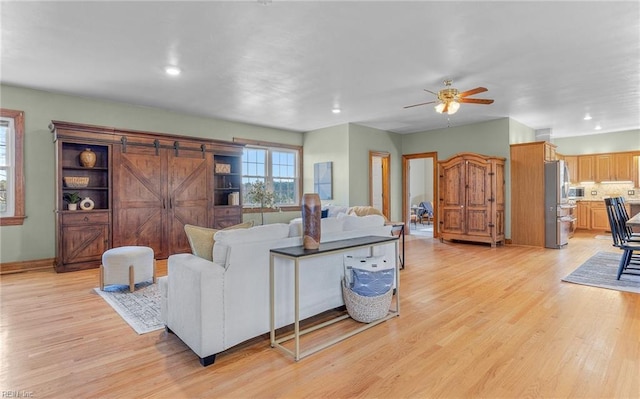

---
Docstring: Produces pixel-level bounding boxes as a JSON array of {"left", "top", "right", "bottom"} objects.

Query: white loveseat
[{"left": 160, "top": 215, "right": 395, "bottom": 366}]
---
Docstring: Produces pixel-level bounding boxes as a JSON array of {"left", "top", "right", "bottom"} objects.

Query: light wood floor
[{"left": 1, "top": 231, "right": 639, "bottom": 398}]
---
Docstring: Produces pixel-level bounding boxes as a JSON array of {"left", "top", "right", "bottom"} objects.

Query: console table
[{"left": 269, "top": 235, "right": 400, "bottom": 361}]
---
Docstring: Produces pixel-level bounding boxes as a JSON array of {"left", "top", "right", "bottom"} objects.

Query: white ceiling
[{"left": 1, "top": 1, "right": 639, "bottom": 138}]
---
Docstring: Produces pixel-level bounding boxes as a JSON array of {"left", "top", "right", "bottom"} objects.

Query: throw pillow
[
  {"left": 184, "top": 221, "right": 254, "bottom": 262},
  {"left": 350, "top": 268, "right": 394, "bottom": 297},
  {"left": 347, "top": 206, "right": 387, "bottom": 220}
]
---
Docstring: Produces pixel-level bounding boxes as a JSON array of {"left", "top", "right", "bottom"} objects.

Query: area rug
[
  {"left": 94, "top": 282, "right": 163, "bottom": 334},
  {"left": 594, "top": 235, "right": 612, "bottom": 240},
  {"left": 562, "top": 251, "right": 640, "bottom": 294}
]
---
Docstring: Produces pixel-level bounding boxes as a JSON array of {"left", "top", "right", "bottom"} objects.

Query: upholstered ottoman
[{"left": 100, "top": 246, "right": 156, "bottom": 292}]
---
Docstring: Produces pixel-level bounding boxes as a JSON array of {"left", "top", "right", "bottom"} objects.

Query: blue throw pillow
[{"left": 350, "top": 268, "right": 394, "bottom": 297}]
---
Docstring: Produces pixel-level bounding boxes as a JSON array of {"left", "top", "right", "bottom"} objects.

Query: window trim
[
  {"left": 0, "top": 109, "right": 26, "bottom": 226},
  {"left": 234, "top": 138, "right": 303, "bottom": 213}
]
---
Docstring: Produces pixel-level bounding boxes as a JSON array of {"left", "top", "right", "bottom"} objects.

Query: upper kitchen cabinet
[
  {"left": 595, "top": 152, "right": 636, "bottom": 182},
  {"left": 544, "top": 144, "right": 557, "bottom": 161},
  {"left": 595, "top": 154, "right": 614, "bottom": 182},
  {"left": 563, "top": 155, "right": 578, "bottom": 183},
  {"left": 613, "top": 152, "right": 635, "bottom": 181},
  {"left": 577, "top": 155, "right": 595, "bottom": 182}
]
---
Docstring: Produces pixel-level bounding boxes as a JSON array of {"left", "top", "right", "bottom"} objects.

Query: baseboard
[{"left": 0, "top": 258, "right": 55, "bottom": 274}]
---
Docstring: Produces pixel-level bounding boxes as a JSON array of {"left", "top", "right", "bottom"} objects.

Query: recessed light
[
  {"left": 595, "top": 124, "right": 602, "bottom": 130},
  {"left": 332, "top": 108, "right": 341, "bottom": 114},
  {"left": 165, "top": 66, "right": 181, "bottom": 76},
  {"left": 583, "top": 114, "right": 592, "bottom": 120}
]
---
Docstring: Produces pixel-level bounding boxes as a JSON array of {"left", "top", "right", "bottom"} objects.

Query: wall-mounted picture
[{"left": 314, "top": 162, "right": 332, "bottom": 200}]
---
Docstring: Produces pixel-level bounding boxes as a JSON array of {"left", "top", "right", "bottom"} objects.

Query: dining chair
[
  {"left": 604, "top": 197, "right": 640, "bottom": 279},
  {"left": 417, "top": 201, "right": 434, "bottom": 225}
]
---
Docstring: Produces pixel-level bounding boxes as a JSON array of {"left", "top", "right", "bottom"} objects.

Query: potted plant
[
  {"left": 244, "top": 181, "right": 279, "bottom": 225},
  {"left": 63, "top": 192, "right": 81, "bottom": 210}
]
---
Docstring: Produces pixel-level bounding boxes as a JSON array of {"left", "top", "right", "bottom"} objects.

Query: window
[
  {"left": 237, "top": 139, "right": 302, "bottom": 210},
  {"left": 0, "top": 108, "right": 25, "bottom": 226}
]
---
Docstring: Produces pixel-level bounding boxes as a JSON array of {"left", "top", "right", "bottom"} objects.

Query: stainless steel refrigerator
[{"left": 544, "top": 160, "right": 575, "bottom": 248}]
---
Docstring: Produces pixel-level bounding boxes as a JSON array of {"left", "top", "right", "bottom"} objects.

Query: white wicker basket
[
  {"left": 342, "top": 279, "right": 393, "bottom": 323},
  {"left": 64, "top": 176, "right": 89, "bottom": 188}
]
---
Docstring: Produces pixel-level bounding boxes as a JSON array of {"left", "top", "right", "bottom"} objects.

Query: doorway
[
  {"left": 370, "top": 151, "right": 390, "bottom": 219},
  {"left": 402, "top": 152, "right": 438, "bottom": 237}
]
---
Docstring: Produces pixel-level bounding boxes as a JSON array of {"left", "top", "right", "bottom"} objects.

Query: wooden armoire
[
  {"left": 437, "top": 152, "right": 506, "bottom": 247},
  {"left": 51, "top": 121, "right": 244, "bottom": 272}
]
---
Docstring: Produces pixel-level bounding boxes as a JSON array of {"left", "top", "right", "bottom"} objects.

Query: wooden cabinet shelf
[
  {"left": 51, "top": 120, "right": 245, "bottom": 272},
  {"left": 213, "top": 154, "right": 242, "bottom": 213},
  {"left": 53, "top": 137, "right": 112, "bottom": 272}
]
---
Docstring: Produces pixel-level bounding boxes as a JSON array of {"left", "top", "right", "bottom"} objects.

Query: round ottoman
[{"left": 100, "top": 246, "right": 156, "bottom": 292}]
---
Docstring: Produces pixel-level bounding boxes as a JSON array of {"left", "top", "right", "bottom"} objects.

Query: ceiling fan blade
[
  {"left": 459, "top": 98, "right": 494, "bottom": 104},
  {"left": 423, "top": 88, "right": 438, "bottom": 96},
  {"left": 404, "top": 101, "right": 437, "bottom": 109},
  {"left": 458, "top": 87, "right": 488, "bottom": 98}
]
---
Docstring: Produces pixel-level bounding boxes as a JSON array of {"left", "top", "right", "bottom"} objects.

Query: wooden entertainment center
[{"left": 51, "top": 121, "right": 244, "bottom": 272}]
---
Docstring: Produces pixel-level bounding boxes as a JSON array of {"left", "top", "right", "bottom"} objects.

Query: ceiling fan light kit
[{"left": 405, "top": 79, "right": 494, "bottom": 115}]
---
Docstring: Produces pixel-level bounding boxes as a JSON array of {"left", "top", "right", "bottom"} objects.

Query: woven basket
[
  {"left": 64, "top": 176, "right": 89, "bottom": 188},
  {"left": 342, "top": 279, "right": 393, "bottom": 323}
]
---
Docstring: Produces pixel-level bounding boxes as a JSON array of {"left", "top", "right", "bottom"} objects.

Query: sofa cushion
[
  {"left": 213, "top": 223, "right": 290, "bottom": 267},
  {"left": 184, "top": 221, "right": 254, "bottom": 261},
  {"left": 288, "top": 217, "right": 345, "bottom": 237},
  {"left": 342, "top": 214, "right": 385, "bottom": 231},
  {"left": 325, "top": 205, "right": 349, "bottom": 218},
  {"left": 347, "top": 206, "right": 387, "bottom": 220}
]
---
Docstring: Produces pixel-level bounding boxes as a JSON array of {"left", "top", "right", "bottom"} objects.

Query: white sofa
[{"left": 160, "top": 215, "right": 395, "bottom": 366}]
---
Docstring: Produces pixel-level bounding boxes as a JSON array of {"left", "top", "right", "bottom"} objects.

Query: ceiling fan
[{"left": 404, "top": 80, "right": 494, "bottom": 115}]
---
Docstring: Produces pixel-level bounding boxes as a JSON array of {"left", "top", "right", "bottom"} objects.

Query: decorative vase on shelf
[
  {"left": 79, "top": 148, "right": 96, "bottom": 168},
  {"left": 302, "top": 193, "right": 321, "bottom": 249},
  {"left": 79, "top": 197, "right": 95, "bottom": 210}
]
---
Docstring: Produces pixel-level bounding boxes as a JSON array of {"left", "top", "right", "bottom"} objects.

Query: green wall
[
  {"left": 401, "top": 118, "right": 511, "bottom": 160},
  {"left": 304, "top": 123, "right": 403, "bottom": 221},
  {"left": 552, "top": 129, "right": 640, "bottom": 154},
  {"left": 2, "top": 83, "right": 637, "bottom": 264},
  {"left": 0, "top": 84, "right": 303, "bottom": 263},
  {"left": 347, "top": 123, "right": 403, "bottom": 220},
  {"left": 401, "top": 118, "right": 513, "bottom": 237},
  {"left": 303, "top": 124, "right": 350, "bottom": 206}
]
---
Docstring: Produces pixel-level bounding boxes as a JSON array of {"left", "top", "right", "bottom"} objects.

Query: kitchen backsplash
[{"left": 579, "top": 182, "right": 638, "bottom": 201}]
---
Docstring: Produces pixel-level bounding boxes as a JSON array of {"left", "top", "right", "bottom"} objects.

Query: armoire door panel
[
  {"left": 466, "top": 161, "right": 490, "bottom": 207},
  {"left": 441, "top": 209, "right": 464, "bottom": 233},
  {"left": 466, "top": 210, "right": 490, "bottom": 236}
]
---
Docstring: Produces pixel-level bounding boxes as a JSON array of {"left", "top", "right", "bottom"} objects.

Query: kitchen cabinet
[
  {"left": 630, "top": 202, "right": 640, "bottom": 233},
  {"left": 576, "top": 201, "right": 590, "bottom": 229},
  {"left": 577, "top": 152, "right": 636, "bottom": 182},
  {"left": 510, "top": 141, "right": 556, "bottom": 247},
  {"left": 578, "top": 155, "right": 595, "bottom": 182},
  {"left": 563, "top": 155, "right": 578, "bottom": 183},
  {"left": 590, "top": 201, "right": 610, "bottom": 231},
  {"left": 544, "top": 144, "right": 557, "bottom": 161},
  {"left": 614, "top": 152, "right": 634, "bottom": 181},
  {"left": 595, "top": 154, "right": 614, "bottom": 182},
  {"left": 438, "top": 152, "right": 505, "bottom": 247}
]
